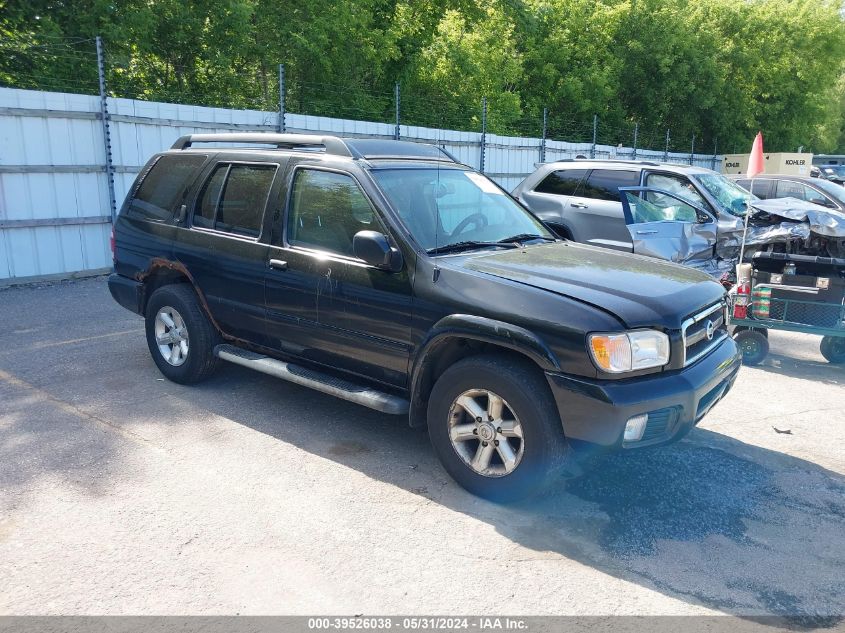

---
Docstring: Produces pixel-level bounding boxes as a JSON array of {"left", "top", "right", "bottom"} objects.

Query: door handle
[
  {"left": 635, "top": 230, "right": 659, "bottom": 235},
  {"left": 268, "top": 259, "right": 288, "bottom": 271},
  {"left": 570, "top": 202, "right": 588, "bottom": 209}
]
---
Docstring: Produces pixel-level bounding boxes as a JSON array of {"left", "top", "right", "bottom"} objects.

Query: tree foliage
[{"left": 1, "top": 0, "right": 844, "bottom": 152}]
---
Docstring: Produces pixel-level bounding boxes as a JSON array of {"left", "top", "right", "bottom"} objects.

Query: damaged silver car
[{"left": 514, "top": 160, "right": 845, "bottom": 275}]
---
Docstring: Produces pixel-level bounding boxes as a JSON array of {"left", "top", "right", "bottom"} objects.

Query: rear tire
[
  {"left": 734, "top": 329, "right": 769, "bottom": 366},
  {"left": 820, "top": 336, "right": 845, "bottom": 364},
  {"left": 145, "top": 284, "right": 220, "bottom": 384},
  {"left": 427, "top": 354, "right": 570, "bottom": 502}
]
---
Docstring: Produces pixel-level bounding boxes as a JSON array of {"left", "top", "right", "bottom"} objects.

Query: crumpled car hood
[{"left": 748, "top": 197, "right": 845, "bottom": 238}]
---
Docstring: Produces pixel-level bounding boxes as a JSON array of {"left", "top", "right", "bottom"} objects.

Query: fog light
[{"left": 624, "top": 414, "right": 649, "bottom": 442}]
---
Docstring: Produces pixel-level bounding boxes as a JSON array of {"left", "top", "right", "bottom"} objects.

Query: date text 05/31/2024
[{"left": 307, "top": 617, "right": 528, "bottom": 630}]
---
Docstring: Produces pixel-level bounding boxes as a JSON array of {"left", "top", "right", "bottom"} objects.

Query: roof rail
[
  {"left": 170, "top": 133, "right": 360, "bottom": 158},
  {"left": 560, "top": 158, "right": 662, "bottom": 167}
]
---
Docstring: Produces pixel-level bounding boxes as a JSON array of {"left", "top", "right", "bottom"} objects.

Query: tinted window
[
  {"left": 582, "top": 169, "right": 639, "bottom": 201},
  {"left": 192, "top": 164, "right": 276, "bottom": 237},
  {"left": 737, "top": 178, "right": 775, "bottom": 199},
  {"left": 217, "top": 165, "right": 276, "bottom": 237},
  {"left": 129, "top": 154, "right": 206, "bottom": 221},
  {"left": 194, "top": 166, "right": 226, "bottom": 229},
  {"left": 535, "top": 169, "right": 588, "bottom": 196},
  {"left": 287, "top": 169, "right": 381, "bottom": 257}
]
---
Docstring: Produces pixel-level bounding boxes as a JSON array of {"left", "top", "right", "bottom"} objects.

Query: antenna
[{"left": 433, "top": 116, "right": 442, "bottom": 282}]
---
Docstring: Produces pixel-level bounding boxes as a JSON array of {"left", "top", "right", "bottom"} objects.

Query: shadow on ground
[
  {"left": 164, "top": 363, "right": 845, "bottom": 625},
  {"left": 756, "top": 352, "right": 843, "bottom": 385}
]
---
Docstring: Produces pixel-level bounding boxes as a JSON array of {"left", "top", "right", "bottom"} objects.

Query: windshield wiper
[
  {"left": 426, "top": 241, "right": 520, "bottom": 255},
  {"left": 496, "top": 233, "right": 557, "bottom": 244}
]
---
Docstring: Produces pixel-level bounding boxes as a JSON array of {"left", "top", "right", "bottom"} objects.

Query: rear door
[
  {"left": 518, "top": 168, "right": 588, "bottom": 238},
  {"left": 174, "top": 159, "right": 282, "bottom": 344},
  {"left": 619, "top": 187, "right": 718, "bottom": 266},
  {"left": 566, "top": 168, "right": 639, "bottom": 250}
]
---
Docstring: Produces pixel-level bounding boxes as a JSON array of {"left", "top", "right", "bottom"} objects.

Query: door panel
[
  {"left": 620, "top": 187, "right": 717, "bottom": 265},
  {"left": 264, "top": 165, "right": 413, "bottom": 386},
  {"left": 263, "top": 245, "right": 327, "bottom": 359},
  {"left": 176, "top": 230, "right": 269, "bottom": 342},
  {"left": 173, "top": 161, "right": 278, "bottom": 345}
]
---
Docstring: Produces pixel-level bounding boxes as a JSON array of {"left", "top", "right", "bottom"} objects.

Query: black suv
[{"left": 109, "top": 133, "right": 741, "bottom": 500}]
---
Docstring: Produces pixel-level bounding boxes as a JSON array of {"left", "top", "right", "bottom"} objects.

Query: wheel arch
[
  {"left": 137, "top": 259, "right": 219, "bottom": 332},
  {"left": 407, "top": 315, "right": 561, "bottom": 428}
]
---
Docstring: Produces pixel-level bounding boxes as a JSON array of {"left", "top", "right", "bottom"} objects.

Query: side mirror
[{"left": 353, "top": 230, "right": 403, "bottom": 272}]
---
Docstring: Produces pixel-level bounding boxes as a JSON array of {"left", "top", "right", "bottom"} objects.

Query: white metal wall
[{"left": 0, "top": 87, "right": 723, "bottom": 281}]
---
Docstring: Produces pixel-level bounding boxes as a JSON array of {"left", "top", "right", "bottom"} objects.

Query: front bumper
[{"left": 545, "top": 336, "right": 741, "bottom": 449}]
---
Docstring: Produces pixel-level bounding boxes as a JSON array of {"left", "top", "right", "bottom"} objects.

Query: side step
[{"left": 214, "top": 344, "right": 409, "bottom": 415}]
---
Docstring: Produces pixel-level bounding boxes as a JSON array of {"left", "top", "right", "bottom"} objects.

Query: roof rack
[
  {"left": 557, "top": 158, "right": 662, "bottom": 167},
  {"left": 170, "top": 133, "right": 360, "bottom": 158}
]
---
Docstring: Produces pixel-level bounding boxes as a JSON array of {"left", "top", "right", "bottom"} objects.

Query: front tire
[
  {"left": 427, "top": 354, "right": 570, "bottom": 502},
  {"left": 145, "top": 284, "right": 220, "bottom": 384}
]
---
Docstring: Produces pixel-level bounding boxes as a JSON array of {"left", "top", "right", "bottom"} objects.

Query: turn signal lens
[
  {"left": 588, "top": 330, "right": 670, "bottom": 373},
  {"left": 589, "top": 333, "right": 631, "bottom": 373}
]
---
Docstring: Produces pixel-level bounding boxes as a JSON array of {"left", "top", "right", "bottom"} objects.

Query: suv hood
[{"left": 455, "top": 242, "right": 725, "bottom": 328}]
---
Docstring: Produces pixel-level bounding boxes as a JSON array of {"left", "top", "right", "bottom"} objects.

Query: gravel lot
[{"left": 0, "top": 277, "right": 843, "bottom": 620}]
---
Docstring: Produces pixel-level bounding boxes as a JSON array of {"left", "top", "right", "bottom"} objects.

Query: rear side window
[
  {"left": 581, "top": 169, "right": 640, "bottom": 201},
  {"left": 775, "top": 180, "right": 806, "bottom": 200},
  {"left": 192, "top": 163, "right": 277, "bottom": 237},
  {"left": 128, "top": 154, "right": 206, "bottom": 221},
  {"left": 737, "top": 178, "right": 775, "bottom": 199},
  {"left": 534, "top": 169, "right": 588, "bottom": 196}
]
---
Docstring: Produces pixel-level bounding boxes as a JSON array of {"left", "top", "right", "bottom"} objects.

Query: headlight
[{"left": 588, "top": 330, "right": 670, "bottom": 373}]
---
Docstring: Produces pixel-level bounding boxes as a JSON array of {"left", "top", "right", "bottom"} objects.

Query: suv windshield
[
  {"left": 693, "top": 173, "right": 756, "bottom": 216},
  {"left": 822, "top": 165, "right": 845, "bottom": 179},
  {"left": 371, "top": 167, "right": 553, "bottom": 252},
  {"left": 813, "top": 177, "right": 845, "bottom": 201}
]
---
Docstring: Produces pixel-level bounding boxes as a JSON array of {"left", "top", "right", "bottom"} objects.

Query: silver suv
[{"left": 513, "top": 160, "right": 751, "bottom": 253}]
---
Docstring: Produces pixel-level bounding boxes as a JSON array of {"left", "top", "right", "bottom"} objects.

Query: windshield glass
[
  {"left": 693, "top": 173, "right": 757, "bottom": 216},
  {"left": 371, "top": 167, "right": 552, "bottom": 251},
  {"left": 812, "top": 177, "right": 845, "bottom": 201},
  {"left": 822, "top": 165, "right": 845, "bottom": 178}
]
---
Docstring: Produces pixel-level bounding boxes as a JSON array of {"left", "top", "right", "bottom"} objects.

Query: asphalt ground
[{"left": 0, "top": 277, "right": 843, "bottom": 621}]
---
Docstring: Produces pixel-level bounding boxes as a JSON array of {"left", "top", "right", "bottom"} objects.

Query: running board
[{"left": 214, "top": 344, "right": 409, "bottom": 415}]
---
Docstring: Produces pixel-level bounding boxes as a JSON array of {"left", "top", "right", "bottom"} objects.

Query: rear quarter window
[
  {"left": 581, "top": 169, "right": 640, "bottom": 202},
  {"left": 128, "top": 154, "right": 207, "bottom": 221}
]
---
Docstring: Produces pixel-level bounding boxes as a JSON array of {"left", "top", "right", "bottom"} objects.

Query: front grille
[
  {"left": 682, "top": 302, "right": 727, "bottom": 366},
  {"left": 640, "top": 407, "right": 679, "bottom": 442}
]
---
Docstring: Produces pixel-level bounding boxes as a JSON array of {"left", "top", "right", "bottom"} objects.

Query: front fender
[{"left": 407, "top": 314, "right": 562, "bottom": 427}]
